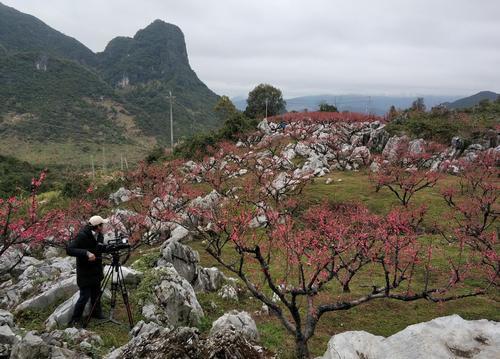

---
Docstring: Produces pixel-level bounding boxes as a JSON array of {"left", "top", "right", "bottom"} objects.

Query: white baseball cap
[{"left": 88, "top": 215, "right": 109, "bottom": 226}]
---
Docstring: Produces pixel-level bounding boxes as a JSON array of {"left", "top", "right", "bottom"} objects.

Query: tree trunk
[
  {"left": 343, "top": 282, "right": 351, "bottom": 293},
  {"left": 295, "top": 337, "right": 310, "bottom": 359}
]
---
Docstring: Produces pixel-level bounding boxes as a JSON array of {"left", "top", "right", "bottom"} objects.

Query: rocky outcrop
[
  {"left": 106, "top": 319, "right": 264, "bottom": 359},
  {"left": 142, "top": 265, "right": 203, "bottom": 327},
  {"left": 45, "top": 291, "right": 90, "bottom": 330},
  {"left": 15, "top": 276, "right": 78, "bottom": 313},
  {"left": 210, "top": 310, "right": 260, "bottom": 343},
  {"left": 105, "top": 323, "right": 201, "bottom": 359},
  {"left": 382, "top": 135, "right": 408, "bottom": 160},
  {"left": 157, "top": 237, "right": 224, "bottom": 293},
  {"left": 218, "top": 284, "right": 239, "bottom": 301},
  {"left": 109, "top": 187, "right": 136, "bottom": 204},
  {"left": 102, "top": 265, "right": 143, "bottom": 286},
  {"left": 204, "top": 326, "right": 265, "bottom": 359},
  {"left": 10, "top": 331, "right": 90, "bottom": 359},
  {"left": 1, "top": 256, "right": 75, "bottom": 309},
  {"left": 319, "top": 315, "right": 500, "bottom": 359},
  {"left": 40, "top": 327, "right": 103, "bottom": 355}
]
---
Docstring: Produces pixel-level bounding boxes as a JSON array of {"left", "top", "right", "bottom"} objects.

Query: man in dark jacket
[{"left": 66, "top": 215, "right": 108, "bottom": 325}]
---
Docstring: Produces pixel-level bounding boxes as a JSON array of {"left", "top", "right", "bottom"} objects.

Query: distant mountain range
[
  {"left": 441, "top": 91, "right": 499, "bottom": 110},
  {"left": 0, "top": 2, "right": 221, "bottom": 165},
  {"left": 233, "top": 92, "right": 499, "bottom": 115}
]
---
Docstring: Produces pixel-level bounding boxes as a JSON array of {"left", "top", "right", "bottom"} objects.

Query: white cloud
[{"left": 4, "top": 0, "right": 500, "bottom": 97}]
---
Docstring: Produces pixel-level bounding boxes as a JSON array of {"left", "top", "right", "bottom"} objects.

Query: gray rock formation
[
  {"left": 106, "top": 320, "right": 264, "bottom": 359},
  {"left": 205, "top": 326, "right": 265, "bottom": 359},
  {"left": 210, "top": 310, "right": 260, "bottom": 343},
  {"left": 103, "top": 265, "right": 143, "bottom": 286},
  {"left": 218, "top": 284, "right": 239, "bottom": 301},
  {"left": 157, "top": 238, "right": 224, "bottom": 293},
  {"left": 382, "top": 135, "right": 409, "bottom": 161},
  {"left": 45, "top": 291, "right": 90, "bottom": 330},
  {"left": 40, "top": 327, "right": 103, "bottom": 354},
  {"left": 15, "top": 276, "right": 78, "bottom": 313},
  {"left": 0, "top": 310, "right": 14, "bottom": 328},
  {"left": 319, "top": 315, "right": 500, "bottom": 359},
  {"left": 10, "top": 331, "right": 89, "bottom": 359},
  {"left": 105, "top": 325, "right": 201, "bottom": 359},
  {"left": 142, "top": 265, "right": 203, "bottom": 327}
]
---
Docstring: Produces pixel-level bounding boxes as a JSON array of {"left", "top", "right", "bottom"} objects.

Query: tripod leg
[
  {"left": 83, "top": 264, "right": 113, "bottom": 328},
  {"left": 108, "top": 266, "right": 118, "bottom": 321},
  {"left": 117, "top": 265, "right": 134, "bottom": 328}
]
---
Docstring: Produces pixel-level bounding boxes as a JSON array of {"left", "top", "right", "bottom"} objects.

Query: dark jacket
[{"left": 66, "top": 224, "right": 104, "bottom": 288}]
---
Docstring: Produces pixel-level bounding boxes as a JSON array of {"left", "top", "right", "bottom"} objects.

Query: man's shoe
[
  {"left": 68, "top": 318, "right": 83, "bottom": 328},
  {"left": 91, "top": 312, "right": 107, "bottom": 320}
]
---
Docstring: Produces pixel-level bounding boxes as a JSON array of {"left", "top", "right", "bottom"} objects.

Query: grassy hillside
[
  {"left": 0, "top": 2, "right": 96, "bottom": 65},
  {"left": 0, "top": 5, "right": 222, "bottom": 165}
]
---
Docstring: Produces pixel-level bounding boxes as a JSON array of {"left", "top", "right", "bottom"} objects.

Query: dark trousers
[{"left": 71, "top": 283, "right": 102, "bottom": 320}]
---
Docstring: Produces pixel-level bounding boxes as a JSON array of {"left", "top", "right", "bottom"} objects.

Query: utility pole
[
  {"left": 91, "top": 155, "right": 95, "bottom": 180},
  {"left": 265, "top": 98, "right": 268, "bottom": 118},
  {"left": 167, "top": 91, "right": 175, "bottom": 149},
  {"left": 120, "top": 154, "right": 124, "bottom": 172},
  {"left": 102, "top": 145, "right": 106, "bottom": 173},
  {"left": 124, "top": 157, "right": 129, "bottom": 170}
]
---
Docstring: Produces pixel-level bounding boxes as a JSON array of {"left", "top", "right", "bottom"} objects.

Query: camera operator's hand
[{"left": 87, "top": 251, "right": 96, "bottom": 262}]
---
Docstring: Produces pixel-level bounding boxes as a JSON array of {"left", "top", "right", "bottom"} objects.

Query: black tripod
[{"left": 84, "top": 251, "right": 134, "bottom": 329}]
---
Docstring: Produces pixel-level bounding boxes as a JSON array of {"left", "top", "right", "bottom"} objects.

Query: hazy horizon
[{"left": 3, "top": 0, "right": 499, "bottom": 98}]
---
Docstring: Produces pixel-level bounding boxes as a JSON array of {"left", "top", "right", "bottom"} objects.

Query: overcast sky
[{"left": 4, "top": 0, "right": 500, "bottom": 98}]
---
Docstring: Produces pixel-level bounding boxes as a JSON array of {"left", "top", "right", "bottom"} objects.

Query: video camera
[{"left": 97, "top": 231, "right": 131, "bottom": 254}]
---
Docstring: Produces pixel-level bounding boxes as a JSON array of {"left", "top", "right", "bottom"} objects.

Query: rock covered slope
[{"left": 252, "top": 113, "right": 499, "bottom": 178}]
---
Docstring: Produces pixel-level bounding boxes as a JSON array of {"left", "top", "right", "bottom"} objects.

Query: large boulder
[
  {"left": 40, "top": 327, "right": 103, "bottom": 355},
  {"left": 158, "top": 239, "right": 199, "bottom": 283},
  {"left": 408, "top": 138, "right": 426, "bottom": 155},
  {"left": 0, "top": 310, "right": 14, "bottom": 328},
  {"left": 142, "top": 265, "right": 204, "bottom": 328},
  {"left": 210, "top": 310, "right": 260, "bottom": 343},
  {"left": 109, "top": 187, "right": 134, "bottom": 205},
  {"left": 382, "top": 135, "right": 409, "bottom": 161},
  {"left": 0, "top": 256, "right": 75, "bottom": 309},
  {"left": 0, "top": 324, "right": 17, "bottom": 344},
  {"left": 319, "top": 315, "right": 500, "bottom": 359},
  {"left": 10, "top": 331, "right": 89, "bottom": 359},
  {"left": 103, "top": 265, "right": 143, "bottom": 286},
  {"left": 105, "top": 326, "right": 201, "bottom": 359},
  {"left": 350, "top": 146, "right": 371, "bottom": 166},
  {"left": 257, "top": 119, "right": 272, "bottom": 135},
  {"left": 45, "top": 291, "right": 90, "bottom": 330},
  {"left": 158, "top": 238, "right": 224, "bottom": 293},
  {"left": 205, "top": 326, "right": 265, "bottom": 359},
  {"left": 106, "top": 320, "right": 264, "bottom": 359},
  {"left": 367, "top": 126, "right": 390, "bottom": 152},
  {"left": 15, "top": 276, "right": 78, "bottom": 313},
  {"left": 194, "top": 267, "right": 225, "bottom": 293}
]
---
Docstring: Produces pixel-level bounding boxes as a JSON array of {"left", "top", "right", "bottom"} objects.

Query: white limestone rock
[
  {"left": 319, "top": 315, "right": 500, "bottom": 359},
  {"left": 142, "top": 265, "right": 203, "bottom": 327},
  {"left": 210, "top": 310, "right": 260, "bottom": 343},
  {"left": 15, "top": 275, "right": 78, "bottom": 312}
]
